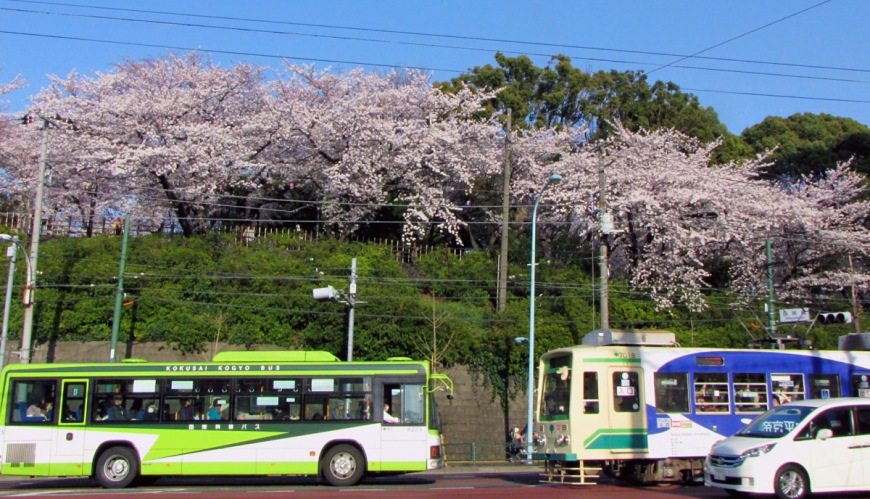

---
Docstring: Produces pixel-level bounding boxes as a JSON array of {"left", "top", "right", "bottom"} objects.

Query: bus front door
[
  {"left": 51, "top": 380, "right": 88, "bottom": 475},
  {"left": 606, "top": 368, "right": 647, "bottom": 456}
]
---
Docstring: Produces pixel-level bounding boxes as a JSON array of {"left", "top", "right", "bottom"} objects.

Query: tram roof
[{"left": 581, "top": 329, "right": 677, "bottom": 347}]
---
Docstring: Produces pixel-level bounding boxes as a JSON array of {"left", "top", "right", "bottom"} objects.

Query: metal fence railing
[{"left": 443, "top": 441, "right": 535, "bottom": 465}]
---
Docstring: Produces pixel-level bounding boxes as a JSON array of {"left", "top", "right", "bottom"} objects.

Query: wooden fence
[{"left": 0, "top": 212, "right": 466, "bottom": 264}]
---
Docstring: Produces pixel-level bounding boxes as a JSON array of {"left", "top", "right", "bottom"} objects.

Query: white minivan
[{"left": 706, "top": 397, "right": 870, "bottom": 499}]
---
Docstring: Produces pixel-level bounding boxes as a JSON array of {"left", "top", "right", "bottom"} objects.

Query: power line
[
  {"left": 647, "top": 0, "right": 834, "bottom": 75},
  {"left": 4, "top": 6, "right": 869, "bottom": 86},
  {"left": 10, "top": 0, "right": 869, "bottom": 75}
]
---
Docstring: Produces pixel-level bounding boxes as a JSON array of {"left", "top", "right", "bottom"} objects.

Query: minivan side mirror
[{"left": 816, "top": 428, "right": 834, "bottom": 440}]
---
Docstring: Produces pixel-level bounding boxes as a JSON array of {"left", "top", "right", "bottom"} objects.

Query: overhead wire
[
  {"left": 0, "top": 2, "right": 866, "bottom": 105},
  {"left": 9, "top": 0, "right": 869, "bottom": 74},
  {"left": 2, "top": 5, "right": 868, "bottom": 86}
]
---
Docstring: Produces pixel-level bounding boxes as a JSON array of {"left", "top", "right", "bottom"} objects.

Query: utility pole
[
  {"left": 347, "top": 257, "right": 357, "bottom": 362},
  {"left": 766, "top": 239, "right": 778, "bottom": 347},
  {"left": 311, "top": 258, "right": 359, "bottom": 362},
  {"left": 850, "top": 255, "right": 861, "bottom": 335},
  {"left": 20, "top": 120, "right": 49, "bottom": 364},
  {"left": 109, "top": 216, "right": 131, "bottom": 362},
  {"left": 598, "top": 150, "right": 610, "bottom": 331},
  {"left": 497, "top": 109, "right": 512, "bottom": 312},
  {"left": 0, "top": 240, "right": 17, "bottom": 371}
]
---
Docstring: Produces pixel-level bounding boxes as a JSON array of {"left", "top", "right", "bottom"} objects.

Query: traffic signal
[{"left": 817, "top": 312, "right": 853, "bottom": 324}]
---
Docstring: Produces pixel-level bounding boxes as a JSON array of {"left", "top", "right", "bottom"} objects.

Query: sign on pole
[{"left": 779, "top": 308, "right": 810, "bottom": 323}]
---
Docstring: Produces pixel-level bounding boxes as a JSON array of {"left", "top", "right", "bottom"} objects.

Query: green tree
[
  {"left": 740, "top": 113, "right": 870, "bottom": 178},
  {"left": 438, "top": 53, "right": 731, "bottom": 144}
]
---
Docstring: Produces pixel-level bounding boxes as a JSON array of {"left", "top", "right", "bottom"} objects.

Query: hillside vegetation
[{"left": 0, "top": 230, "right": 857, "bottom": 399}]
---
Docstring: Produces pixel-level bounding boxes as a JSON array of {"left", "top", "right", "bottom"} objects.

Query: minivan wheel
[{"left": 775, "top": 464, "right": 809, "bottom": 499}]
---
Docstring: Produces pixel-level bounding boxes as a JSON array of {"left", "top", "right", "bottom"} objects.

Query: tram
[{"left": 534, "top": 329, "right": 870, "bottom": 484}]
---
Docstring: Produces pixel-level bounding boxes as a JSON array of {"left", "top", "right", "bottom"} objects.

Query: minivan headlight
[{"left": 740, "top": 443, "right": 776, "bottom": 459}]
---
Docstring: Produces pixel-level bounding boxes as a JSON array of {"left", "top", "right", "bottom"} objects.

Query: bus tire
[
  {"left": 95, "top": 446, "right": 139, "bottom": 488},
  {"left": 774, "top": 464, "right": 809, "bottom": 499},
  {"left": 321, "top": 444, "right": 364, "bottom": 486}
]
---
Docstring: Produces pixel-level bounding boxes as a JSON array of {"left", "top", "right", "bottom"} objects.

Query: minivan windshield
[{"left": 735, "top": 405, "right": 815, "bottom": 438}]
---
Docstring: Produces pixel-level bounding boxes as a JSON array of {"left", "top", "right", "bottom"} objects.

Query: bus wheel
[
  {"left": 95, "top": 446, "right": 139, "bottom": 488},
  {"left": 321, "top": 444, "right": 364, "bottom": 486}
]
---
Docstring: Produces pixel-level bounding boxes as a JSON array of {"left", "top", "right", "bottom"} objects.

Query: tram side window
[
  {"left": 612, "top": 371, "right": 640, "bottom": 413},
  {"left": 93, "top": 378, "right": 159, "bottom": 422},
  {"left": 852, "top": 374, "right": 870, "bottom": 398},
  {"left": 771, "top": 374, "right": 805, "bottom": 405},
  {"left": 9, "top": 380, "right": 57, "bottom": 423},
  {"left": 694, "top": 373, "right": 729, "bottom": 413},
  {"left": 733, "top": 373, "right": 767, "bottom": 413},
  {"left": 654, "top": 373, "right": 689, "bottom": 414},
  {"left": 583, "top": 372, "right": 599, "bottom": 414},
  {"left": 809, "top": 374, "right": 840, "bottom": 399}
]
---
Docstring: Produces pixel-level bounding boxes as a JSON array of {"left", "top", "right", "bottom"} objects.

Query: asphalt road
[{"left": 0, "top": 466, "right": 735, "bottom": 498}]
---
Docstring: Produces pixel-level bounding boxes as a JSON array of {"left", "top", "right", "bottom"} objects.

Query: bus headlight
[{"left": 740, "top": 443, "right": 775, "bottom": 459}]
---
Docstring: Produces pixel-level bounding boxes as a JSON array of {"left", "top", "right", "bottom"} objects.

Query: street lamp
[
  {"left": 0, "top": 234, "right": 32, "bottom": 370},
  {"left": 526, "top": 173, "right": 561, "bottom": 464}
]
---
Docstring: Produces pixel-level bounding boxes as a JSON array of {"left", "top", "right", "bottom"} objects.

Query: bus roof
[{"left": 211, "top": 351, "right": 341, "bottom": 363}]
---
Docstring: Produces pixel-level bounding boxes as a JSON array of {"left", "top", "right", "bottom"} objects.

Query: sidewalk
[{"left": 423, "top": 461, "right": 542, "bottom": 474}]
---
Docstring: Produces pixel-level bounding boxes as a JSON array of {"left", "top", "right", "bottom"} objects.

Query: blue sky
[{"left": 1, "top": 0, "right": 868, "bottom": 134}]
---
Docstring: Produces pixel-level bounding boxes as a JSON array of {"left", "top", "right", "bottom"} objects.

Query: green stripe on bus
[{"left": 376, "top": 461, "right": 426, "bottom": 472}]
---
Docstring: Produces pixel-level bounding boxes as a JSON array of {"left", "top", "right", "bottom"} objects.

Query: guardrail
[{"left": 443, "top": 441, "right": 536, "bottom": 465}]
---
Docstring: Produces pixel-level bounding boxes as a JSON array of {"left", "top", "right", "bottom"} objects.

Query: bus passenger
[
  {"left": 142, "top": 402, "right": 159, "bottom": 420},
  {"left": 26, "top": 397, "right": 47, "bottom": 419},
  {"left": 207, "top": 399, "right": 226, "bottom": 420},
  {"left": 176, "top": 398, "right": 196, "bottom": 421},
  {"left": 107, "top": 395, "right": 128, "bottom": 420}
]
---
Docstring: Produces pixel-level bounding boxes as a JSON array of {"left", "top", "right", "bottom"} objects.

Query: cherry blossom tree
[
  {"left": 518, "top": 122, "right": 870, "bottom": 311},
  {"left": 21, "top": 53, "right": 275, "bottom": 236},
  {"left": 266, "top": 64, "right": 503, "bottom": 244}
]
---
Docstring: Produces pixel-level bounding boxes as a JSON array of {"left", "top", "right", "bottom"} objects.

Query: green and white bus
[{"left": 0, "top": 350, "right": 453, "bottom": 488}]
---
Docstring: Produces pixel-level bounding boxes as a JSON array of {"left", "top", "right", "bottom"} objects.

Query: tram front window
[{"left": 541, "top": 371, "right": 571, "bottom": 420}]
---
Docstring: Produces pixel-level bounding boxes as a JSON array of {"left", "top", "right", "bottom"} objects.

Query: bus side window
[
  {"left": 583, "top": 372, "right": 599, "bottom": 414},
  {"left": 9, "top": 380, "right": 57, "bottom": 423}
]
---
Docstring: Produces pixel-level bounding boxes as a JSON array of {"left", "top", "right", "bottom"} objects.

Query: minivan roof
[{"left": 782, "top": 397, "right": 870, "bottom": 409}]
